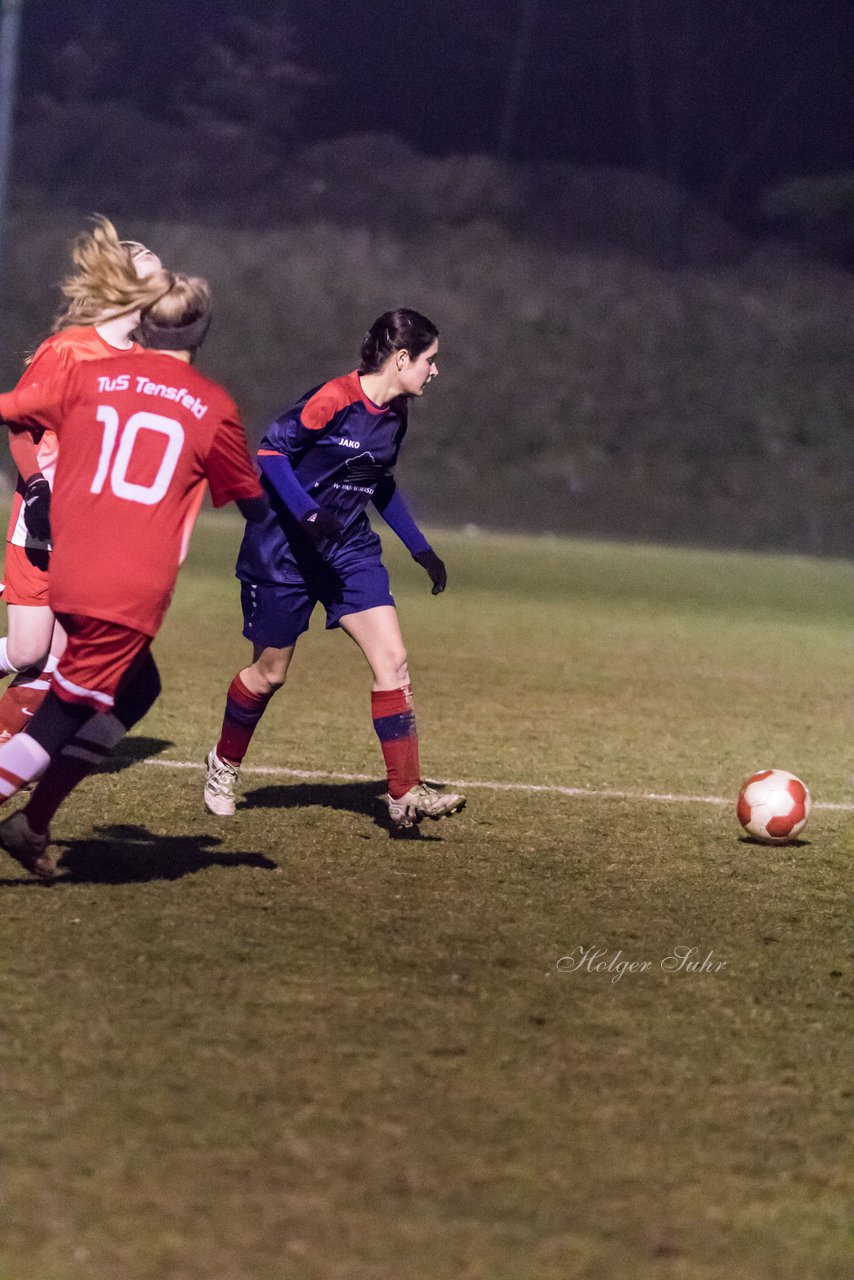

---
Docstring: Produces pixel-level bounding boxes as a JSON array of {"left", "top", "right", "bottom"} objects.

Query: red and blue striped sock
[
  {"left": 217, "top": 674, "right": 274, "bottom": 766},
  {"left": 372, "top": 684, "right": 420, "bottom": 800}
]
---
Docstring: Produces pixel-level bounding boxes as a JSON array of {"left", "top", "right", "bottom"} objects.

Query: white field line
[{"left": 144, "top": 760, "right": 854, "bottom": 813}]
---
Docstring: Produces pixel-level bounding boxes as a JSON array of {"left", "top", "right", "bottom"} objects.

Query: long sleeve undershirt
[
  {"left": 373, "top": 480, "right": 431, "bottom": 556},
  {"left": 259, "top": 452, "right": 431, "bottom": 555},
  {"left": 257, "top": 451, "right": 316, "bottom": 521}
]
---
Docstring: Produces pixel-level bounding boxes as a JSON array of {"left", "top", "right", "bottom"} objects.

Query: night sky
[{"left": 16, "top": 0, "right": 854, "bottom": 211}]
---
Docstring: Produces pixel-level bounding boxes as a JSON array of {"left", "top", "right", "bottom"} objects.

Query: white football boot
[
  {"left": 0, "top": 810, "right": 57, "bottom": 879},
  {"left": 204, "top": 749, "right": 240, "bottom": 816},
  {"left": 383, "top": 781, "right": 466, "bottom": 831}
]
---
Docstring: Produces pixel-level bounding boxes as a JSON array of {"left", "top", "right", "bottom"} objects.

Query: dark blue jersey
[{"left": 237, "top": 370, "right": 409, "bottom": 585}]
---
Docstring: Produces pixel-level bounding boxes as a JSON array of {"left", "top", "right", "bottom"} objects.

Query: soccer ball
[{"left": 736, "top": 769, "right": 811, "bottom": 844}]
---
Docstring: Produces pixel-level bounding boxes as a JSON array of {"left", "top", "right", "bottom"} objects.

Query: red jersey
[
  {"left": 7, "top": 325, "right": 145, "bottom": 548},
  {"left": 0, "top": 352, "right": 262, "bottom": 636}
]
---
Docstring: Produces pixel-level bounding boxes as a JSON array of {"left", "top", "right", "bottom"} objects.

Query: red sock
[
  {"left": 217, "top": 674, "right": 274, "bottom": 766},
  {"left": 371, "top": 684, "right": 420, "bottom": 800},
  {"left": 0, "top": 678, "right": 51, "bottom": 741}
]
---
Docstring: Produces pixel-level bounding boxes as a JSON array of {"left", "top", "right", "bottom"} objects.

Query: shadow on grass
[
  {"left": 240, "top": 781, "right": 442, "bottom": 841},
  {"left": 737, "top": 835, "right": 810, "bottom": 849},
  {"left": 100, "top": 735, "right": 175, "bottom": 774},
  {"left": 31, "top": 824, "right": 278, "bottom": 885}
]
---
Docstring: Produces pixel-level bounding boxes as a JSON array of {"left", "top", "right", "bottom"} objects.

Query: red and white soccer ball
[{"left": 737, "top": 769, "right": 811, "bottom": 844}]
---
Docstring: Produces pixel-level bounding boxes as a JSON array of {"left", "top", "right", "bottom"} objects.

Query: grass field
[{"left": 0, "top": 519, "right": 851, "bottom": 1280}]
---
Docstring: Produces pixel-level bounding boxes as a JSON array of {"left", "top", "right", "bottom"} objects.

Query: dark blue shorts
[{"left": 240, "top": 560, "right": 395, "bottom": 650}]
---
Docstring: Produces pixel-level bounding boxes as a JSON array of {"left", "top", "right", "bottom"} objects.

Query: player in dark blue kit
[{"left": 204, "top": 309, "right": 465, "bottom": 831}]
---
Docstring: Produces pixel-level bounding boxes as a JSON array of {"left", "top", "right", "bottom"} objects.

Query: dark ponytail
[{"left": 358, "top": 308, "right": 439, "bottom": 374}]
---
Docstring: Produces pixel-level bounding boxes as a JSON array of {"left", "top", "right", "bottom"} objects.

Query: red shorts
[
  {"left": 52, "top": 614, "right": 151, "bottom": 713},
  {"left": 3, "top": 543, "right": 50, "bottom": 606}
]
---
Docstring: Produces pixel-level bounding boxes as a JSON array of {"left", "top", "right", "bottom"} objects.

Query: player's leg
[
  {"left": 338, "top": 603, "right": 465, "bottom": 830},
  {"left": 20, "top": 649, "right": 162, "bottom": 840},
  {"left": 0, "top": 610, "right": 67, "bottom": 740},
  {"left": 0, "top": 634, "right": 18, "bottom": 678},
  {"left": 204, "top": 642, "right": 297, "bottom": 815},
  {"left": 0, "top": 616, "right": 151, "bottom": 876},
  {"left": 0, "top": 549, "right": 22, "bottom": 677},
  {"left": 0, "top": 690, "right": 93, "bottom": 877},
  {"left": 0, "top": 545, "right": 55, "bottom": 669},
  {"left": 2, "top": 603, "right": 60, "bottom": 671},
  {"left": 204, "top": 579, "right": 312, "bottom": 816},
  {"left": 0, "top": 544, "right": 62, "bottom": 735}
]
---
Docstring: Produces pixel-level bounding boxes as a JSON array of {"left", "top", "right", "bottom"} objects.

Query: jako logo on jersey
[
  {"left": 338, "top": 438, "right": 361, "bottom": 449},
  {"left": 134, "top": 377, "right": 209, "bottom": 420}
]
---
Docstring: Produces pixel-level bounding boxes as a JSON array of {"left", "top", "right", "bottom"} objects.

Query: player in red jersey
[
  {"left": 0, "top": 274, "right": 267, "bottom": 877},
  {"left": 0, "top": 217, "right": 169, "bottom": 740}
]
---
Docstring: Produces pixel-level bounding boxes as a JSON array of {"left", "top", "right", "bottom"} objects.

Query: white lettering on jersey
[
  {"left": 91, "top": 407, "right": 185, "bottom": 505},
  {"left": 338, "top": 438, "right": 361, "bottom": 449},
  {"left": 134, "top": 377, "right": 208, "bottom": 420},
  {"left": 97, "top": 374, "right": 130, "bottom": 392},
  {"left": 332, "top": 481, "right": 375, "bottom": 495}
]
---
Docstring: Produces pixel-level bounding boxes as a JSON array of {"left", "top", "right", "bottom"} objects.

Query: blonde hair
[
  {"left": 52, "top": 215, "right": 171, "bottom": 332},
  {"left": 142, "top": 274, "right": 211, "bottom": 329},
  {"left": 139, "top": 274, "right": 213, "bottom": 353}
]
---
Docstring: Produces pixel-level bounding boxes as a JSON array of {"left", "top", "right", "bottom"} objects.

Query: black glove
[
  {"left": 300, "top": 506, "right": 345, "bottom": 547},
  {"left": 22, "top": 475, "right": 51, "bottom": 543},
  {"left": 413, "top": 548, "right": 447, "bottom": 595}
]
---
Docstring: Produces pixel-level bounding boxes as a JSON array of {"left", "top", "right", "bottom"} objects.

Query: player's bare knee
[
  {"left": 389, "top": 651, "right": 409, "bottom": 687},
  {"left": 244, "top": 659, "right": 286, "bottom": 696},
  {"left": 7, "top": 641, "right": 50, "bottom": 673}
]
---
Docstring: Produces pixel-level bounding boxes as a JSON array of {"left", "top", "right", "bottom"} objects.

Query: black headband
[{"left": 140, "top": 310, "right": 212, "bottom": 351}]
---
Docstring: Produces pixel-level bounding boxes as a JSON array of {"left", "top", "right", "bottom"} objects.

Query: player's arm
[
  {"left": 5, "top": 344, "right": 62, "bottom": 490},
  {"left": 204, "top": 410, "right": 269, "bottom": 518},
  {"left": 236, "top": 495, "right": 269, "bottom": 523},
  {"left": 8, "top": 429, "right": 42, "bottom": 485},
  {"left": 256, "top": 449, "right": 317, "bottom": 520},
  {"left": 3, "top": 341, "right": 64, "bottom": 441},
  {"left": 6, "top": 368, "right": 47, "bottom": 515},
  {"left": 18, "top": 465, "right": 52, "bottom": 542},
  {"left": 256, "top": 449, "right": 344, "bottom": 544},
  {"left": 0, "top": 372, "right": 71, "bottom": 544},
  {"left": 373, "top": 477, "right": 447, "bottom": 594},
  {"left": 257, "top": 389, "right": 349, "bottom": 545},
  {"left": 0, "top": 370, "right": 68, "bottom": 436}
]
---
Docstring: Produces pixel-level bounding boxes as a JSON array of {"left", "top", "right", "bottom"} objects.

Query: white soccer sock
[
  {"left": 0, "top": 637, "right": 19, "bottom": 676},
  {"left": 0, "top": 732, "right": 51, "bottom": 800}
]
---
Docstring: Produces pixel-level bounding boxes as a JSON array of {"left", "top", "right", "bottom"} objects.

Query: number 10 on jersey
[{"left": 92, "top": 407, "right": 185, "bottom": 506}]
